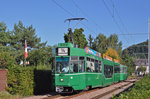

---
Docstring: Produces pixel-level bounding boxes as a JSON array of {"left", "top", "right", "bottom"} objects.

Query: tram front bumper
[{"left": 56, "top": 86, "right": 73, "bottom": 93}]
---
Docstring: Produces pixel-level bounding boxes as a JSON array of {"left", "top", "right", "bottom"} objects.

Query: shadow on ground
[{"left": 34, "top": 70, "right": 55, "bottom": 95}]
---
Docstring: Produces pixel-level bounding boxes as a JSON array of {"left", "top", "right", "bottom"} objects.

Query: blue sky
[{"left": 0, "top": 0, "right": 149, "bottom": 49}]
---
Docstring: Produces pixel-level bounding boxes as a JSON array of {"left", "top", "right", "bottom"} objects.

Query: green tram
[
  {"left": 55, "top": 43, "right": 127, "bottom": 93},
  {"left": 114, "top": 60, "right": 120, "bottom": 83},
  {"left": 120, "top": 65, "right": 127, "bottom": 81}
]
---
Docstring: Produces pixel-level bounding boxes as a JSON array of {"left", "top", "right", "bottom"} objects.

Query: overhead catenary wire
[
  {"left": 72, "top": 0, "right": 104, "bottom": 32},
  {"left": 51, "top": 0, "right": 148, "bottom": 53},
  {"left": 101, "top": 0, "right": 124, "bottom": 33},
  {"left": 52, "top": 0, "right": 148, "bottom": 36},
  {"left": 110, "top": 0, "right": 129, "bottom": 33},
  {"left": 51, "top": 0, "right": 98, "bottom": 37},
  {"left": 116, "top": 33, "right": 148, "bottom": 35},
  {"left": 51, "top": 0, "right": 74, "bottom": 17},
  {"left": 101, "top": 0, "right": 148, "bottom": 54},
  {"left": 101, "top": 0, "right": 129, "bottom": 47},
  {"left": 109, "top": 0, "right": 133, "bottom": 48}
]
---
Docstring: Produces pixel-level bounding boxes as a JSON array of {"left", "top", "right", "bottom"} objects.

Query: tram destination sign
[{"left": 57, "top": 48, "right": 69, "bottom": 56}]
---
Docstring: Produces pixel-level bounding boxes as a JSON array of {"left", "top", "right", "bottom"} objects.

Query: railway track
[
  {"left": 91, "top": 80, "right": 135, "bottom": 99},
  {"left": 44, "top": 78, "right": 137, "bottom": 99}
]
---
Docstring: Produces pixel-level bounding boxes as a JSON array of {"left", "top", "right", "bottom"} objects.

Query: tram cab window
[
  {"left": 95, "top": 60, "right": 99, "bottom": 72},
  {"left": 79, "top": 57, "right": 85, "bottom": 72},
  {"left": 56, "top": 57, "right": 69, "bottom": 73},
  {"left": 99, "top": 61, "right": 102, "bottom": 73},
  {"left": 70, "top": 56, "right": 78, "bottom": 73}
]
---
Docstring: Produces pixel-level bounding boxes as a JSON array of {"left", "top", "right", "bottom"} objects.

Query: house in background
[{"left": 134, "top": 59, "right": 149, "bottom": 75}]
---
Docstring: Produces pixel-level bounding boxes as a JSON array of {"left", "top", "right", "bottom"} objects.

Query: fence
[{"left": 0, "top": 69, "right": 7, "bottom": 91}]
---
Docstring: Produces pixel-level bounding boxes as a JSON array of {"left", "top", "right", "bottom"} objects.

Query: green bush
[
  {"left": 0, "top": 50, "right": 15, "bottom": 69},
  {"left": 6, "top": 65, "right": 54, "bottom": 96},
  {"left": 7, "top": 66, "right": 34, "bottom": 96},
  {"left": 113, "top": 75, "right": 150, "bottom": 99}
]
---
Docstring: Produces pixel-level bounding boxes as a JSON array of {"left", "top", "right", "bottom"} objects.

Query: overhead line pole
[{"left": 148, "top": 19, "right": 150, "bottom": 74}]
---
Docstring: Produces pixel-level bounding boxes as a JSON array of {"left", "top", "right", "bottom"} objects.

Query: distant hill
[{"left": 123, "top": 40, "right": 148, "bottom": 59}]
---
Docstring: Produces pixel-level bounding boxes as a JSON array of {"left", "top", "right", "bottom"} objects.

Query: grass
[{"left": 0, "top": 91, "right": 21, "bottom": 99}]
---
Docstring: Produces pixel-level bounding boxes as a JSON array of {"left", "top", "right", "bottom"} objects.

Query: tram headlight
[{"left": 60, "top": 79, "right": 64, "bottom": 82}]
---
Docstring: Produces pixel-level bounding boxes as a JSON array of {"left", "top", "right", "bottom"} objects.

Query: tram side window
[
  {"left": 70, "top": 56, "right": 78, "bottom": 73},
  {"left": 86, "top": 57, "right": 91, "bottom": 72},
  {"left": 99, "top": 61, "right": 102, "bottom": 73},
  {"left": 86, "top": 57, "right": 95, "bottom": 72},
  {"left": 91, "top": 59, "right": 95, "bottom": 72},
  {"left": 104, "top": 65, "right": 113, "bottom": 78},
  {"left": 79, "top": 57, "right": 85, "bottom": 72},
  {"left": 123, "top": 67, "right": 125, "bottom": 73},
  {"left": 95, "top": 60, "right": 99, "bottom": 72},
  {"left": 124, "top": 67, "right": 127, "bottom": 73},
  {"left": 115, "top": 66, "right": 120, "bottom": 73},
  {"left": 120, "top": 67, "right": 123, "bottom": 73}
]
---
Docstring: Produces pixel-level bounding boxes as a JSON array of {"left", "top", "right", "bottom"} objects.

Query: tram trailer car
[
  {"left": 114, "top": 62, "right": 120, "bottom": 83},
  {"left": 120, "top": 65, "right": 127, "bottom": 81},
  {"left": 55, "top": 43, "right": 127, "bottom": 93}
]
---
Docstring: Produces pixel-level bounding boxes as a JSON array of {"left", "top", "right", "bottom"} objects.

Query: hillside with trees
[{"left": 123, "top": 40, "right": 148, "bottom": 59}]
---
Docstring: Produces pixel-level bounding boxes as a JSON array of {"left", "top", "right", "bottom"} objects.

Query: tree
[
  {"left": 118, "top": 41, "right": 122, "bottom": 56},
  {"left": 124, "top": 40, "right": 148, "bottom": 59},
  {"left": 64, "top": 28, "right": 88, "bottom": 48},
  {"left": 0, "top": 50, "right": 15, "bottom": 69},
  {"left": 105, "top": 48, "right": 120, "bottom": 61},
  {"left": 92, "top": 34, "right": 107, "bottom": 54},
  {"left": 10, "top": 21, "right": 46, "bottom": 51},
  {"left": 0, "top": 21, "right": 52, "bottom": 67},
  {"left": 88, "top": 34, "right": 93, "bottom": 48},
  {"left": 137, "top": 66, "right": 146, "bottom": 75},
  {"left": 107, "top": 34, "right": 122, "bottom": 56},
  {"left": 28, "top": 46, "right": 52, "bottom": 66},
  {"left": 92, "top": 33, "right": 123, "bottom": 57},
  {"left": 122, "top": 49, "right": 135, "bottom": 75},
  {"left": 107, "top": 34, "right": 118, "bottom": 49},
  {"left": 0, "top": 22, "right": 10, "bottom": 46}
]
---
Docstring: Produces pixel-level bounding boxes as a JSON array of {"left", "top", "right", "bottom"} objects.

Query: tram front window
[{"left": 56, "top": 57, "right": 69, "bottom": 73}]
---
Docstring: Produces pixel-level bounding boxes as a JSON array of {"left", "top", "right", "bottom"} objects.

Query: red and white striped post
[{"left": 24, "top": 40, "right": 28, "bottom": 67}]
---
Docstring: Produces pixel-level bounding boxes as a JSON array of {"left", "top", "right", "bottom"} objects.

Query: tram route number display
[{"left": 57, "top": 48, "right": 69, "bottom": 56}]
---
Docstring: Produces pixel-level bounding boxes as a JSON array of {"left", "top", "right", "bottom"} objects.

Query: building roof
[{"left": 134, "top": 59, "right": 148, "bottom": 66}]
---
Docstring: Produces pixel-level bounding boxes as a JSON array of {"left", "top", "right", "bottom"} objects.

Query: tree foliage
[
  {"left": 113, "top": 75, "right": 150, "bottom": 99},
  {"left": 92, "top": 33, "right": 122, "bottom": 56},
  {"left": 10, "top": 21, "right": 46, "bottom": 50},
  {"left": 105, "top": 48, "right": 120, "bottom": 61},
  {"left": 0, "top": 21, "right": 51, "bottom": 68},
  {"left": 0, "top": 22, "right": 10, "bottom": 46},
  {"left": 123, "top": 40, "right": 148, "bottom": 59},
  {"left": 137, "top": 66, "right": 146, "bottom": 73},
  {"left": 28, "top": 46, "right": 52, "bottom": 66},
  {"left": 122, "top": 49, "right": 135, "bottom": 75},
  {"left": 64, "top": 28, "right": 88, "bottom": 48},
  {"left": 0, "top": 50, "right": 15, "bottom": 69},
  {"left": 92, "top": 33, "right": 107, "bottom": 54},
  {"left": 88, "top": 34, "right": 93, "bottom": 48}
]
